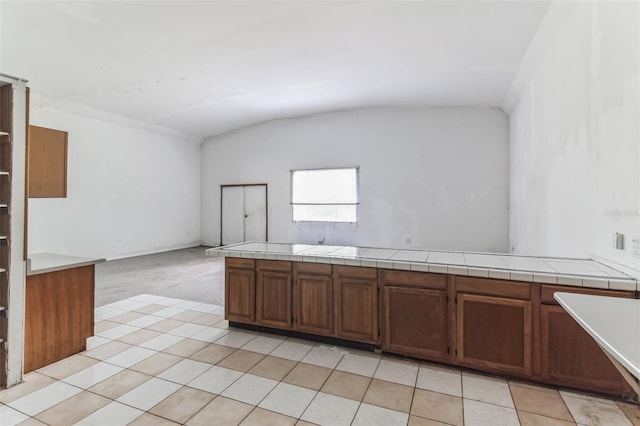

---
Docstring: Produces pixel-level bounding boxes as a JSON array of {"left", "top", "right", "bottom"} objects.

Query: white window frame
[{"left": 290, "top": 167, "right": 359, "bottom": 223}]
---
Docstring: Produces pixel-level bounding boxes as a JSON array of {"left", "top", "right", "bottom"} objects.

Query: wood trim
[
  {"left": 23, "top": 87, "right": 29, "bottom": 260},
  {"left": 381, "top": 269, "right": 446, "bottom": 289},
  {"left": 257, "top": 260, "right": 291, "bottom": 272},
  {"left": 294, "top": 262, "right": 332, "bottom": 275},
  {"left": 448, "top": 274, "right": 457, "bottom": 364},
  {"left": 335, "top": 265, "right": 377, "bottom": 280},
  {"left": 531, "top": 282, "right": 541, "bottom": 377},
  {"left": 540, "top": 285, "right": 635, "bottom": 305},
  {"left": 225, "top": 257, "right": 255, "bottom": 269},
  {"left": 455, "top": 276, "right": 530, "bottom": 300}
]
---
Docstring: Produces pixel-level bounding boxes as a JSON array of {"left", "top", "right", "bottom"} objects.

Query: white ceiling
[{"left": 1, "top": 1, "right": 550, "bottom": 139}]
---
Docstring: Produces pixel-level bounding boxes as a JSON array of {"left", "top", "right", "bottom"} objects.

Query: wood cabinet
[
  {"left": 256, "top": 260, "right": 292, "bottom": 328},
  {"left": 335, "top": 266, "right": 379, "bottom": 343},
  {"left": 540, "top": 285, "right": 634, "bottom": 396},
  {"left": 455, "top": 277, "right": 532, "bottom": 377},
  {"left": 223, "top": 257, "right": 638, "bottom": 398},
  {"left": 382, "top": 270, "right": 450, "bottom": 361},
  {"left": 225, "top": 258, "right": 256, "bottom": 323},
  {"left": 24, "top": 266, "right": 95, "bottom": 373},
  {"left": 28, "top": 125, "right": 68, "bottom": 198},
  {"left": 294, "top": 263, "right": 333, "bottom": 335}
]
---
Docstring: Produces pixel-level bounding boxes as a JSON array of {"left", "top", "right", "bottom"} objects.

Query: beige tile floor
[{"left": 2, "top": 294, "right": 639, "bottom": 426}]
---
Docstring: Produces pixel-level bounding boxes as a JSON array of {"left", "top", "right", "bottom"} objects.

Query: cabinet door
[
  {"left": 294, "top": 274, "right": 333, "bottom": 335},
  {"left": 257, "top": 270, "right": 292, "bottom": 329},
  {"left": 335, "top": 277, "right": 378, "bottom": 343},
  {"left": 383, "top": 286, "right": 449, "bottom": 361},
  {"left": 457, "top": 294, "right": 532, "bottom": 376},
  {"left": 541, "top": 304, "right": 629, "bottom": 395},
  {"left": 225, "top": 268, "right": 255, "bottom": 323}
]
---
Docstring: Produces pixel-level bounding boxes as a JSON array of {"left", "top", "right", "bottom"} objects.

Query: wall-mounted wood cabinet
[{"left": 28, "top": 125, "right": 68, "bottom": 198}]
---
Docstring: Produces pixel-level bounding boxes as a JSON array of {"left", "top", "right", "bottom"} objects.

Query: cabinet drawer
[
  {"left": 541, "top": 285, "right": 634, "bottom": 305},
  {"left": 225, "top": 257, "right": 255, "bottom": 269},
  {"left": 336, "top": 265, "right": 377, "bottom": 280},
  {"left": 381, "top": 269, "right": 446, "bottom": 290},
  {"left": 257, "top": 260, "right": 291, "bottom": 272},
  {"left": 294, "top": 262, "right": 332, "bottom": 275},
  {"left": 455, "top": 276, "right": 530, "bottom": 300}
]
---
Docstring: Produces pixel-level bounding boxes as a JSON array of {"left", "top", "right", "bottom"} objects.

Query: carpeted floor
[{"left": 95, "top": 246, "right": 224, "bottom": 307}]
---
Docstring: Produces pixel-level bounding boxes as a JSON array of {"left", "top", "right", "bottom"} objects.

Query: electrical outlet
[{"left": 633, "top": 237, "right": 640, "bottom": 259}]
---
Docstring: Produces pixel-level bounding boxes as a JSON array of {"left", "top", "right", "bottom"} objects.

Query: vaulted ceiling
[{"left": 1, "top": 1, "right": 550, "bottom": 138}]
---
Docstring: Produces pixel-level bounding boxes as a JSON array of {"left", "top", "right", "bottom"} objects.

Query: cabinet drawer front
[
  {"left": 257, "top": 260, "right": 291, "bottom": 272},
  {"left": 457, "top": 294, "right": 532, "bottom": 376},
  {"left": 455, "top": 276, "right": 530, "bottom": 300},
  {"left": 294, "top": 262, "right": 332, "bottom": 275},
  {"left": 541, "top": 285, "right": 634, "bottom": 305},
  {"left": 381, "top": 269, "right": 446, "bottom": 289},
  {"left": 336, "top": 265, "right": 378, "bottom": 280},
  {"left": 225, "top": 257, "right": 255, "bottom": 269}
]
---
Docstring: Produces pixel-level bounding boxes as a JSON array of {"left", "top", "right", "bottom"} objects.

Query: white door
[{"left": 221, "top": 185, "right": 267, "bottom": 245}]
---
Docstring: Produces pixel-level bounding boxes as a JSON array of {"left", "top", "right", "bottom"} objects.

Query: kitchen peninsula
[
  {"left": 24, "top": 253, "right": 105, "bottom": 372},
  {"left": 207, "top": 242, "right": 639, "bottom": 399}
]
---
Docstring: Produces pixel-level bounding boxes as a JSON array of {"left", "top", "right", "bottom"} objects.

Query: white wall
[
  {"left": 28, "top": 93, "right": 202, "bottom": 259},
  {"left": 506, "top": 1, "right": 640, "bottom": 277},
  {"left": 202, "top": 107, "right": 509, "bottom": 252}
]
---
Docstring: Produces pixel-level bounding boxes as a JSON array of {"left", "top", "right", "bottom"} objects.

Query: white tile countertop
[
  {"left": 554, "top": 292, "right": 640, "bottom": 389},
  {"left": 205, "top": 242, "right": 639, "bottom": 291},
  {"left": 27, "top": 253, "right": 106, "bottom": 276}
]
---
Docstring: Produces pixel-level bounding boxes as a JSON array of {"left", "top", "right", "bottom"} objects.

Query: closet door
[{"left": 221, "top": 184, "right": 267, "bottom": 245}]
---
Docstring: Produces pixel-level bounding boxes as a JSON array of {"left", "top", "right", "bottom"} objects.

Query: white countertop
[
  {"left": 27, "top": 253, "right": 106, "bottom": 276},
  {"left": 554, "top": 292, "right": 640, "bottom": 381},
  {"left": 205, "top": 242, "right": 639, "bottom": 290}
]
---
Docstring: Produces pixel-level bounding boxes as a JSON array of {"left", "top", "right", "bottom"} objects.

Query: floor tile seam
[
  {"left": 461, "top": 395, "right": 521, "bottom": 412},
  {"left": 509, "top": 382, "right": 577, "bottom": 424},
  {"left": 410, "top": 413, "right": 458, "bottom": 426},
  {"left": 156, "top": 363, "right": 217, "bottom": 386},
  {"left": 514, "top": 407, "right": 578, "bottom": 424},
  {"left": 256, "top": 375, "right": 318, "bottom": 418},
  {"left": 7, "top": 377, "right": 112, "bottom": 420},
  {"left": 144, "top": 384, "right": 213, "bottom": 425}
]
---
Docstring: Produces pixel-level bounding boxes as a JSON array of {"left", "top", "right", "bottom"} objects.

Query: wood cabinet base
[{"left": 24, "top": 266, "right": 95, "bottom": 373}]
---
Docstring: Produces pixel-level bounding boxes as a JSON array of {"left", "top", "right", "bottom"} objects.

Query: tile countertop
[
  {"left": 554, "top": 292, "right": 640, "bottom": 384},
  {"left": 27, "top": 253, "right": 106, "bottom": 276},
  {"left": 205, "top": 242, "right": 639, "bottom": 291}
]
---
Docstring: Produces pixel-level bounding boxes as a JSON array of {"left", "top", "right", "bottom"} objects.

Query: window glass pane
[
  {"left": 291, "top": 168, "right": 357, "bottom": 204},
  {"left": 293, "top": 205, "right": 357, "bottom": 222}
]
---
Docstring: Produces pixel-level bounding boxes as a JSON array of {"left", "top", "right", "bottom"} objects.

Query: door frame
[{"left": 220, "top": 183, "right": 268, "bottom": 246}]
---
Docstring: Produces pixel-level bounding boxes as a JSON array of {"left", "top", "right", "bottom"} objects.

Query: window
[{"left": 291, "top": 168, "right": 358, "bottom": 222}]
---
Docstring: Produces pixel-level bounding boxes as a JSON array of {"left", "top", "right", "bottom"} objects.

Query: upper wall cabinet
[{"left": 28, "top": 125, "right": 68, "bottom": 198}]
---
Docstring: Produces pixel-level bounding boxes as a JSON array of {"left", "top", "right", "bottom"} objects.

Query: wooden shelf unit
[{"left": 0, "top": 75, "right": 28, "bottom": 389}]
